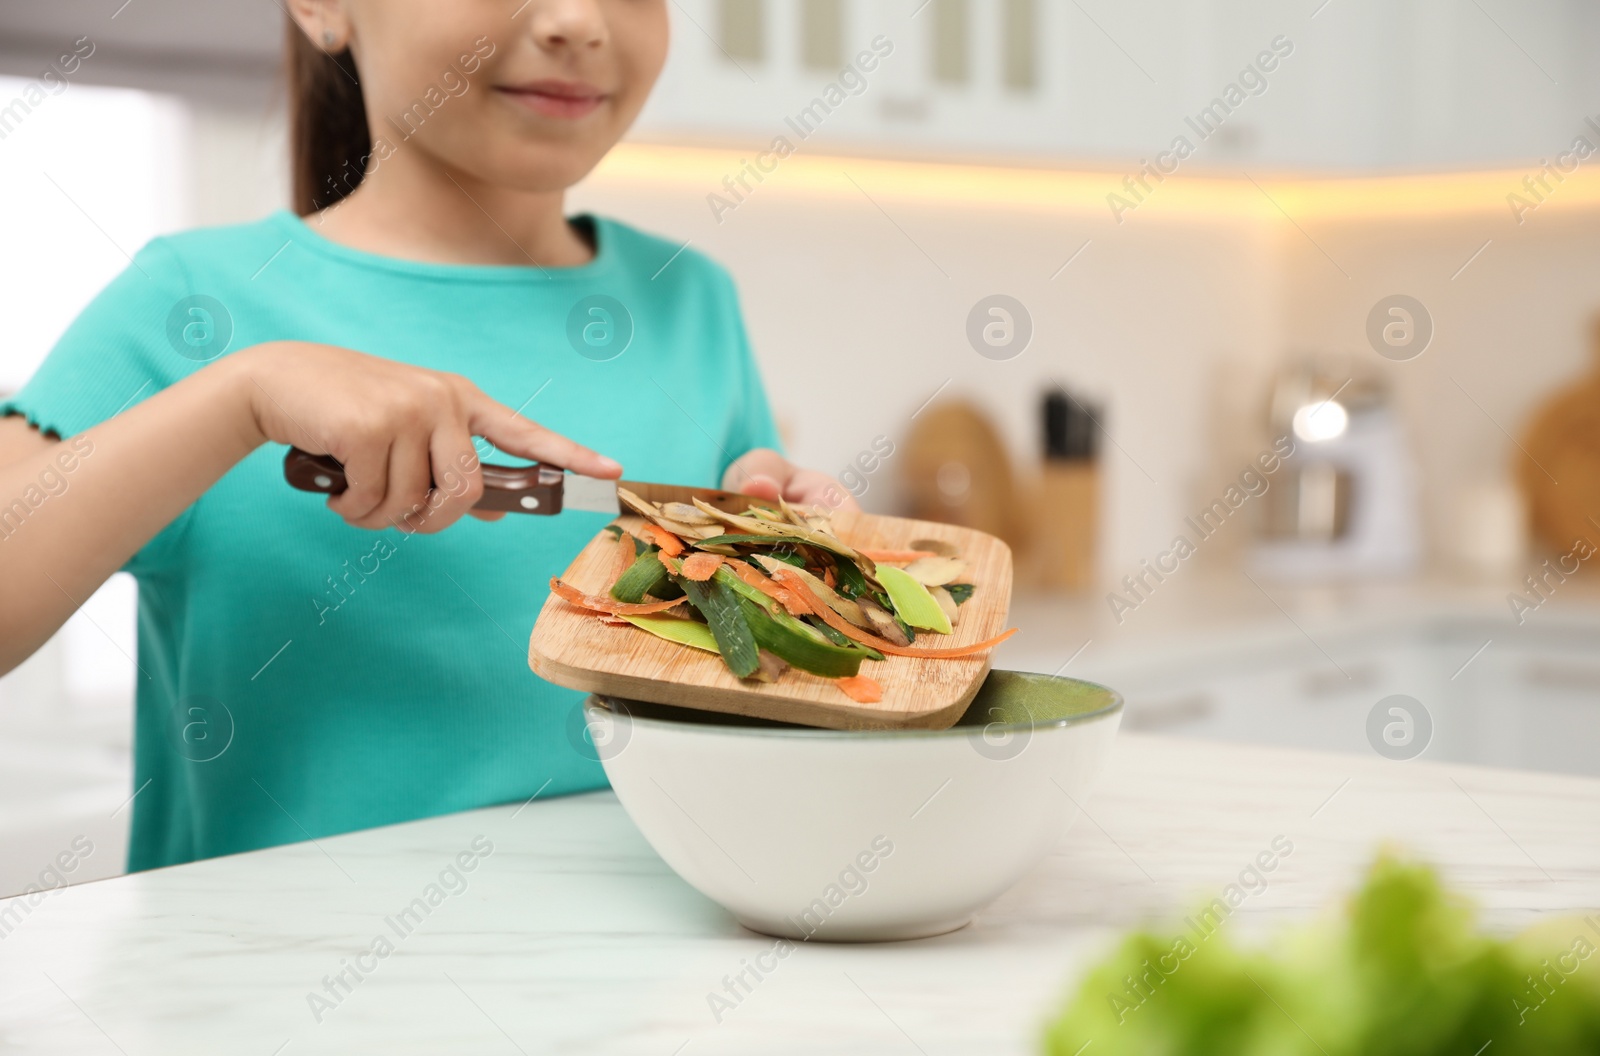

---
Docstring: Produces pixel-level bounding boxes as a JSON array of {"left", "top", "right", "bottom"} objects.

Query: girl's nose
[{"left": 526, "top": 0, "right": 608, "bottom": 50}]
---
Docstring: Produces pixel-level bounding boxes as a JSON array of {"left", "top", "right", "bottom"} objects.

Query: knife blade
[{"left": 283, "top": 448, "right": 753, "bottom": 516}]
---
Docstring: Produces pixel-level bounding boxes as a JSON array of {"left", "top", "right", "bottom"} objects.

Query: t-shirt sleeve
[
  {"left": 0, "top": 237, "right": 200, "bottom": 572},
  {"left": 714, "top": 268, "right": 784, "bottom": 471}
]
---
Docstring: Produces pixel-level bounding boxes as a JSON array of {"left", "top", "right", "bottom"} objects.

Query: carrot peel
[
  {"left": 835, "top": 675, "right": 883, "bottom": 703},
  {"left": 725, "top": 560, "right": 813, "bottom": 618},
  {"left": 858, "top": 549, "right": 941, "bottom": 564},
  {"left": 679, "top": 553, "right": 725, "bottom": 582},
  {"left": 550, "top": 577, "right": 686, "bottom": 616},
  {"left": 641, "top": 524, "right": 685, "bottom": 557},
  {"left": 611, "top": 531, "right": 637, "bottom": 588}
]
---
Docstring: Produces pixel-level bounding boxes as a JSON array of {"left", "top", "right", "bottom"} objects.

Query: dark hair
[{"left": 285, "top": 18, "right": 371, "bottom": 216}]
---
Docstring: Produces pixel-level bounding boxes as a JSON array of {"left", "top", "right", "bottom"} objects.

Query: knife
[{"left": 282, "top": 447, "right": 754, "bottom": 516}]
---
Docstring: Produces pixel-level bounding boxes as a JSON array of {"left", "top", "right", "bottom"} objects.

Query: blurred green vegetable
[{"left": 1045, "top": 852, "right": 1600, "bottom": 1055}]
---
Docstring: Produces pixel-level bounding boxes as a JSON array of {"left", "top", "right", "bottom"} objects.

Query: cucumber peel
[
  {"left": 678, "top": 576, "right": 760, "bottom": 678},
  {"left": 610, "top": 550, "right": 683, "bottom": 604},
  {"left": 808, "top": 618, "right": 885, "bottom": 659},
  {"left": 622, "top": 614, "right": 719, "bottom": 653},
  {"left": 738, "top": 598, "right": 866, "bottom": 678},
  {"left": 757, "top": 547, "right": 808, "bottom": 568},
  {"left": 877, "top": 564, "right": 953, "bottom": 634},
  {"left": 695, "top": 533, "right": 810, "bottom": 547},
  {"left": 701, "top": 565, "right": 876, "bottom": 677},
  {"left": 711, "top": 565, "right": 781, "bottom": 615},
  {"left": 832, "top": 559, "right": 871, "bottom": 600},
  {"left": 694, "top": 535, "right": 837, "bottom": 567}
]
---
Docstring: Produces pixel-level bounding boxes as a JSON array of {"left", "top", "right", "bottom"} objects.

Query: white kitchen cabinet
[
  {"left": 1072, "top": 618, "right": 1600, "bottom": 778},
  {"left": 642, "top": 0, "right": 1592, "bottom": 172},
  {"left": 1461, "top": 632, "right": 1600, "bottom": 776},
  {"left": 0, "top": 0, "right": 1588, "bottom": 172}
]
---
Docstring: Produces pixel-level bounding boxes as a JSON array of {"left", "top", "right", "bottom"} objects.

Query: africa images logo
[
  {"left": 165, "top": 295, "right": 233, "bottom": 362},
  {"left": 566, "top": 294, "right": 633, "bottom": 362},
  {"left": 166, "top": 695, "right": 234, "bottom": 762},
  {"left": 966, "top": 295, "right": 1033, "bottom": 361},
  {"left": 1366, "top": 694, "right": 1431, "bottom": 761}
]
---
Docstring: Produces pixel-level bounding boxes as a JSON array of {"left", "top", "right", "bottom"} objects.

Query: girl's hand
[
  {"left": 722, "top": 448, "right": 860, "bottom": 513},
  {"left": 229, "top": 341, "right": 621, "bottom": 533}
]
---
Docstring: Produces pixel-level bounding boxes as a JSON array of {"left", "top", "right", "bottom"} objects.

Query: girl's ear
[{"left": 285, "top": 0, "right": 355, "bottom": 53}]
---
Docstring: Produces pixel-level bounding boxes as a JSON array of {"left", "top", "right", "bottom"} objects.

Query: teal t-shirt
[{"left": 1, "top": 210, "right": 780, "bottom": 871}]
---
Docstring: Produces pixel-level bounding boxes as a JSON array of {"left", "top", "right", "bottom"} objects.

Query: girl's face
[{"left": 302, "top": 0, "right": 668, "bottom": 192}]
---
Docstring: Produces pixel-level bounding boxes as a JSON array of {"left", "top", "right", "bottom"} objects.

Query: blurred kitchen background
[{"left": 4, "top": 0, "right": 1600, "bottom": 891}]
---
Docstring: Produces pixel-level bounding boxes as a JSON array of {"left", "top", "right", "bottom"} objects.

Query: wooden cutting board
[
  {"left": 1520, "top": 318, "right": 1600, "bottom": 553},
  {"left": 528, "top": 511, "right": 1014, "bottom": 730}
]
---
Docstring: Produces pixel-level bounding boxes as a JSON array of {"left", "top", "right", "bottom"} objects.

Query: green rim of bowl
[{"left": 584, "top": 669, "right": 1123, "bottom": 739}]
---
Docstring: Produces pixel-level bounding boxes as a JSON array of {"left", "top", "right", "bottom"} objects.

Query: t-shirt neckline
[{"left": 269, "top": 208, "right": 614, "bottom": 283}]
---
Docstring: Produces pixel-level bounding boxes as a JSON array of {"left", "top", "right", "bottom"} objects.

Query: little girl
[{"left": 0, "top": 0, "right": 849, "bottom": 871}]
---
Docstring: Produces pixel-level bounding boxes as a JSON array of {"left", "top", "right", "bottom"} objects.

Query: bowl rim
[{"left": 583, "top": 676, "right": 1124, "bottom": 741}]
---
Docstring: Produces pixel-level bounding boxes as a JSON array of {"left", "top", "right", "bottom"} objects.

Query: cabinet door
[
  {"left": 1082, "top": 627, "right": 1599, "bottom": 776},
  {"left": 1100, "top": 634, "right": 1450, "bottom": 760},
  {"left": 1467, "top": 642, "right": 1600, "bottom": 777}
]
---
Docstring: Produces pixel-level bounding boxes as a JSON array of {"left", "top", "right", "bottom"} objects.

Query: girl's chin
[{"left": 463, "top": 149, "right": 606, "bottom": 195}]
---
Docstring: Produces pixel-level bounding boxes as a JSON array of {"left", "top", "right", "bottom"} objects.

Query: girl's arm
[{"left": 0, "top": 341, "right": 620, "bottom": 676}]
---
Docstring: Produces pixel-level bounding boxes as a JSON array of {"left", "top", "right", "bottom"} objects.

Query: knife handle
[{"left": 283, "top": 447, "right": 566, "bottom": 514}]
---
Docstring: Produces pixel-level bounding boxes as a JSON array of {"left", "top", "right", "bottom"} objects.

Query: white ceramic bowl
[{"left": 586, "top": 670, "right": 1123, "bottom": 942}]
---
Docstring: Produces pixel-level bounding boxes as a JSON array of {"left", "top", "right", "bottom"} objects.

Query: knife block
[{"left": 1033, "top": 460, "right": 1098, "bottom": 591}]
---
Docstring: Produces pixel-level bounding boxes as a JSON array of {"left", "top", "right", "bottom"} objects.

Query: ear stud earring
[{"left": 321, "top": 29, "right": 338, "bottom": 48}]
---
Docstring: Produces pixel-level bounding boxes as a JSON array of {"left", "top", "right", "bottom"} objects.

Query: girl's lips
[{"left": 496, "top": 80, "right": 607, "bottom": 120}]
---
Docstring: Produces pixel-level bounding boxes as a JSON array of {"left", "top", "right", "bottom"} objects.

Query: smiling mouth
[{"left": 496, "top": 81, "right": 607, "bottom": 120}]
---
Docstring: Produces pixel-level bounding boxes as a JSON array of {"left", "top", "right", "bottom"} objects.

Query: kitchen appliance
[
  {"left": 529, "top": 510, "right": 1014, "bottom": 730},
  {"left": 1249, "top": 362, "right": 1422, "bottom": 580},
  {"left": 585, "top": 670, "right": 1122, "bottom": 942}
]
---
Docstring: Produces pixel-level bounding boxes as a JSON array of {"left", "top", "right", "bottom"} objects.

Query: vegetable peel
[
  {"left": 679, "top": 552, "right": 725, "bottom": 581},
  {"left": 551, "top": 577, "right": 687, "bottom": 616},
  {"left": 835, "top": 675, "right": 883, "bottom": 703},
  {"left": 877, "top": 564, "right": 954, "bottom": 635},
  {"left": 640, "top": 523, "right": 685, "bottom": 557},
  {"left": 770, "top": 569, "right": 1017, "bottom": 658}
]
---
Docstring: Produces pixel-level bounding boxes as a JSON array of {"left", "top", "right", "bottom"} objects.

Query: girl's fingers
[
  {"left": 782, "top": 469, "right": 859, "bottom": 512},
  {"left": 735, "top": 473, "right": 783, "bottom": 503},
  {"left": 411, "top": 429, "right": 484, "bottom": 534},
  {"left": 467, "top": 393, "right": 622, "bottom": 480},
  {"left": 721, "top": 448, "right": 787, "bottom": 493},
  {"left": 314, "top": 370, "right": 620, "bottom": 536},
  {"left": 329, "top": 442, "right": 391, "bottom": 523},
  {"left": 359, "top": 432, "right": 433, "bottom": 531}
]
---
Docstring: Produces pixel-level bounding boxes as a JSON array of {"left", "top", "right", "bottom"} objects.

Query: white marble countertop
[{"left": 2, "top": 734, "right": 1597, "bottom": 1055}]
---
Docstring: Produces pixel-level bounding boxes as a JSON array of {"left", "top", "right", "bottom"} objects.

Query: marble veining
[{"left": 0, "top": 734, "right": 1596, "bottom": 1054}]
